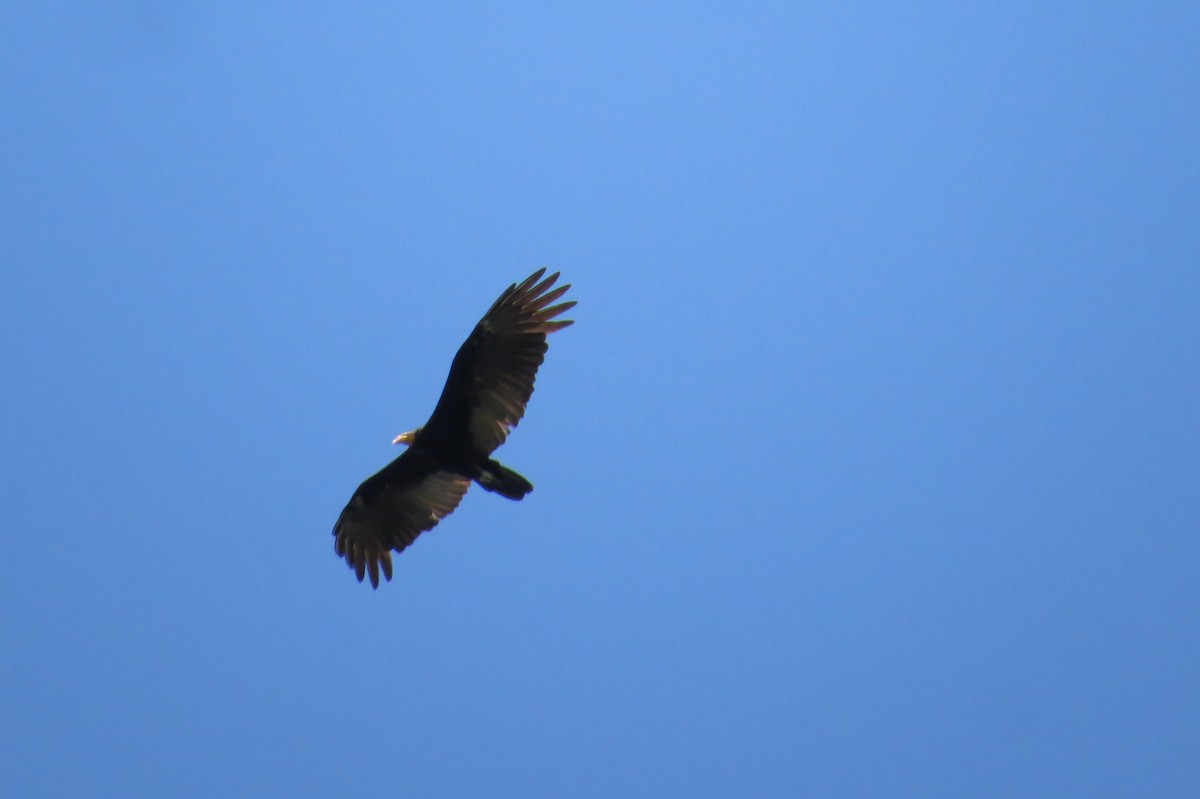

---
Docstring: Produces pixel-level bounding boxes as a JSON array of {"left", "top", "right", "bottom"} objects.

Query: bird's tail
[{"left": 477, "top": 460, "right": 533, "bottom": 500}]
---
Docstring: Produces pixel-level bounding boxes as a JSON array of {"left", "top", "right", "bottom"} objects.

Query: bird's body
[{"left": 332, "top": 269, "right": 575, "bottom": 587}]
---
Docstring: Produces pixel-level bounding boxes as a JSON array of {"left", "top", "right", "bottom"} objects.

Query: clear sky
[{"left": 2, "top": 3, "right": 1198, "bottom": 797}]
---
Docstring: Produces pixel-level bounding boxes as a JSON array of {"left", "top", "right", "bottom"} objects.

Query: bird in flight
[{"left": 332, "top": 269, "right": 576, "bottom": 587}]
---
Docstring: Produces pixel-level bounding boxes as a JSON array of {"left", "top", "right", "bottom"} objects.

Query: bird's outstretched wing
[
  {"left": 423, "top": 268, "right": 576, "bottom": 454},
  {"left": 333, "top": 452, "right": 471, "bottom": 587}
]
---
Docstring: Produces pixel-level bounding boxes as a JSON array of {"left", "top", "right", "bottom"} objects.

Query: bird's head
[{"left": 392, "top": 428, "right": 420, "bottom": 446}]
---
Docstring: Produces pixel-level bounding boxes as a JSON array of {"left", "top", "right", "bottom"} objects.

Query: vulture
[{"left": 332, "top": 268, "right": 575, "bottom": 587}]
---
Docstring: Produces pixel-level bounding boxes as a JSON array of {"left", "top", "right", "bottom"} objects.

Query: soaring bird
[{"left": 332, "top": 269, "right": 575, "bottom": 587}]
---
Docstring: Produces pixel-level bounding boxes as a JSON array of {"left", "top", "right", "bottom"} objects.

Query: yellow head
[{"left": 392, "top": 429, "right": 418, "bottom": 445}]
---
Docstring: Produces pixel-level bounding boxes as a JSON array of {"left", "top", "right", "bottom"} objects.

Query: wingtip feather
[
  {"left": 527, "top": 283, "right": 571, "bottom": 311},
  {"left": 515, "top": 268, "right": 548, "bottom": 296}
]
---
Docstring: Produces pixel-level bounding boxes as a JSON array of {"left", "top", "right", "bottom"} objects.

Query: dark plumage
[{"left": 332, "top": 269, "right": 575, "bottom": 587}]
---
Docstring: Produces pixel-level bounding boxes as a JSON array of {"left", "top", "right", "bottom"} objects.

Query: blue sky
[{"left": 2, "top": 3, "right": 1198, "bottom": 796}]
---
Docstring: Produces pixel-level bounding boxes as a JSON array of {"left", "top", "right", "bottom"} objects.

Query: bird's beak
[{"left": 393, "top": 430, "right": 416, "bottom": 446}]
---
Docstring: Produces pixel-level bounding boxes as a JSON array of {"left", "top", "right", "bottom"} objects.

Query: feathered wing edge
[
  {"left": 333, "top": 469, "right": 472, "bottom": 588},
  {"left": 484, "top": 268, "right": 578, "bottom": 335}
]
